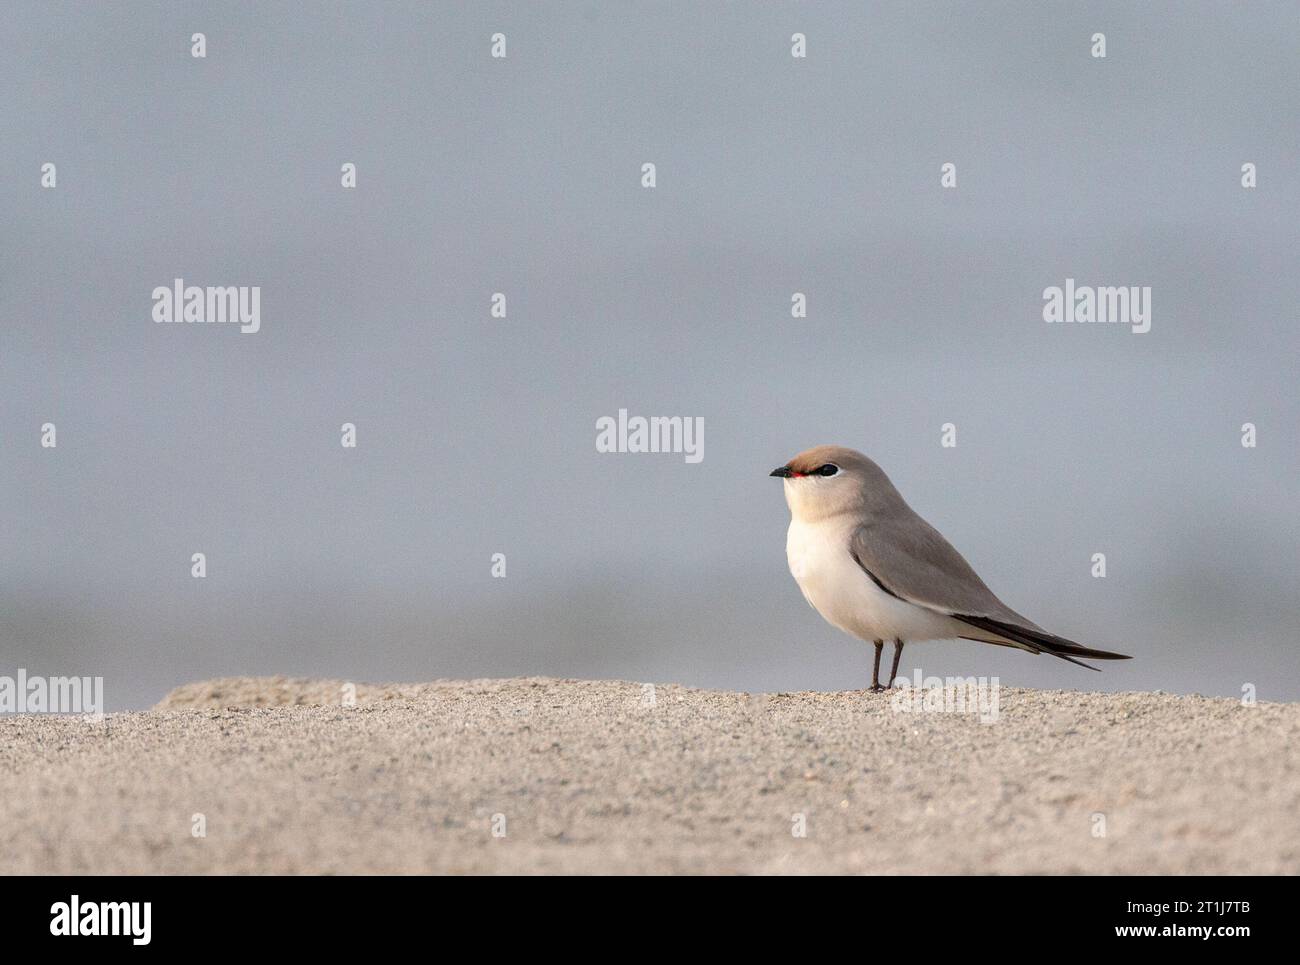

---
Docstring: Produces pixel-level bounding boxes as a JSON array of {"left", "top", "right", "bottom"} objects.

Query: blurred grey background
[{"left": 3, "top": 1, "right": 1297, "bottom": 710}]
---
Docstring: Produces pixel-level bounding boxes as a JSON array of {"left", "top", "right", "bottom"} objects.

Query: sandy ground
[{"left": 1, "top": 676, "right": 1296, "bottom": 874}]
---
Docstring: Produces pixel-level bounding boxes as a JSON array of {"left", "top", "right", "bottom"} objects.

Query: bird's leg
[
  {"left": 888, "top": 639, "right": 905, "bottom": 689},
  {"left": 869, "top": 640, "right": 885, "bottom": 692}
]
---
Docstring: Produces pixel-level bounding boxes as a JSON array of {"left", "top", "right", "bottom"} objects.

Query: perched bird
[{"left": 771, "top": 445, "right": 1130, "bottom": 691}]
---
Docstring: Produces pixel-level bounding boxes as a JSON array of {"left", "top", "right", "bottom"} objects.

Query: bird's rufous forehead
[{"left": 785, "top": 445, "right": 864, "bottom": 475}]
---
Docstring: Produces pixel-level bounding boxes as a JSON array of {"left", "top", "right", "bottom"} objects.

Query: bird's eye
[{"left": 817, "top": 464, "right": 839, "bottom": 476}]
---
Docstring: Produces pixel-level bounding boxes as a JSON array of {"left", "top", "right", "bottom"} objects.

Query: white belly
[{"left": 785, "top": 518, "right": 961, "bottom": 643}]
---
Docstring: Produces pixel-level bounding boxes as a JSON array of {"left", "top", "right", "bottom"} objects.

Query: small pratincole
[{"left": 771, "top": 445, "right": 1130, "bottom": 691}]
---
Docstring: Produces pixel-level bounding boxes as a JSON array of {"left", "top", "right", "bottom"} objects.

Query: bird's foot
[{"left": 868, "top": 684, "right": 888, "bottom": 693}]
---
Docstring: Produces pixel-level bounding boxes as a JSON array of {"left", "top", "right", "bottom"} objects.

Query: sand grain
[{"left": 1, "top": 676, "right": 1296, "bottom": 874}]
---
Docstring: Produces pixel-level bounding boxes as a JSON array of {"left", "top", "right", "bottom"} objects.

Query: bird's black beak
[{"left": 770, "top": 466, "right": 794, "bottom": 478}]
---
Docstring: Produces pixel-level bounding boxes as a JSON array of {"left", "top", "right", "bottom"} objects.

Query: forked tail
[{"left": 956, "top": 614, "right": 1132, "bottom": 671}]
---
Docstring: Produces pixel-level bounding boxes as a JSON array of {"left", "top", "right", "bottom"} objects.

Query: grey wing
[
  {"left": 848, "top": 515, "right": 1132, "bottom": 666},
  {"left": 848, "top": 514, "right": 1037, "bottom": 628}
]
